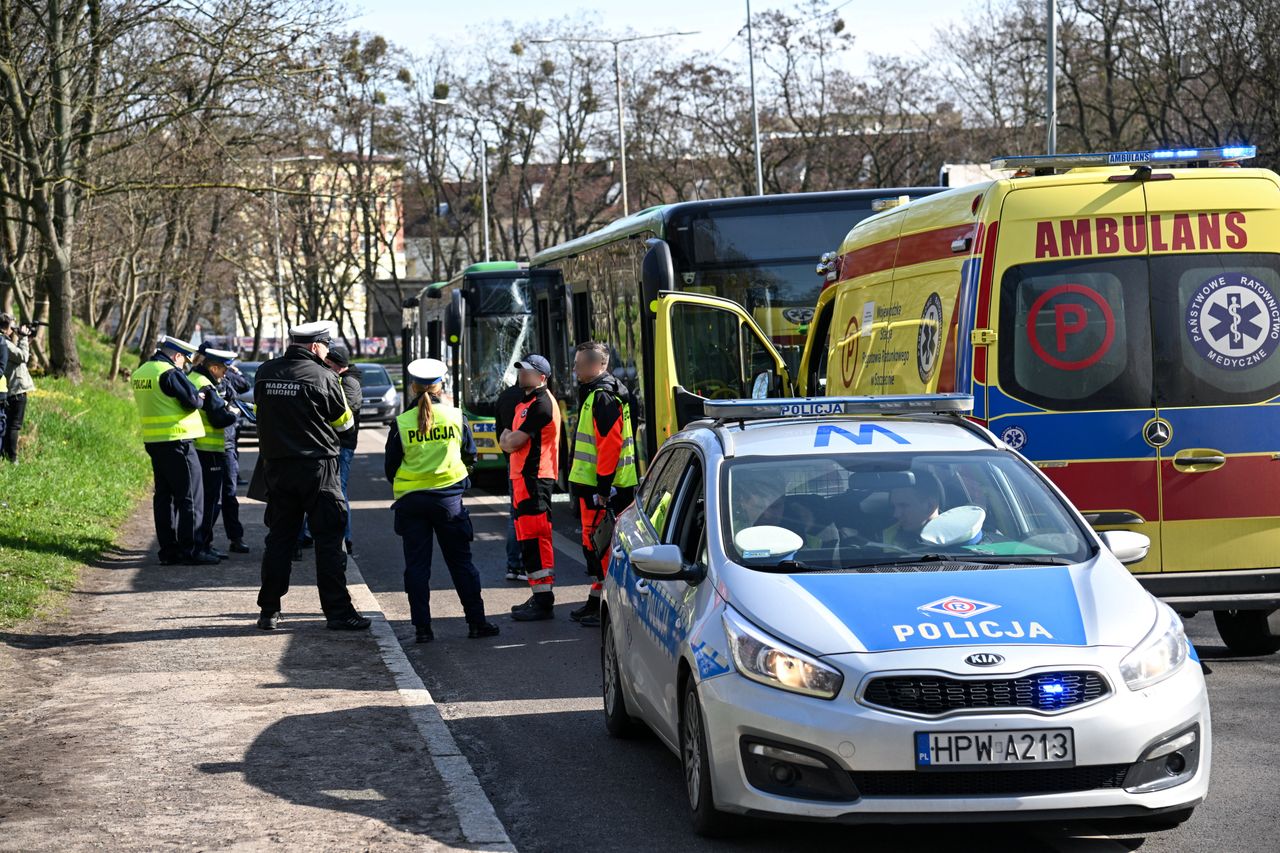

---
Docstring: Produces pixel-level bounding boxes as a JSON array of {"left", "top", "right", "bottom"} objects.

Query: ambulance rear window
[
  {"left": 1150, "top": 253, "right": 1280, "bottom": 407},
  {"left": 998, "top": 258, "right": 1153, "bottom": 411}
]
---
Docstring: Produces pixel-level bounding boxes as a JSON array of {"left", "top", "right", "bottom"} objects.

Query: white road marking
[
  {"left": 438, "top": 697, "right": 601, "bottom": 721},
  {"left": 346, "top": 558, "right": 516, "bottom": 851}
]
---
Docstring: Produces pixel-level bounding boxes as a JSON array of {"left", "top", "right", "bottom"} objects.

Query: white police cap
[
  {"left": 289, "top": 321, "right": 337, "bottom": 344},
  {"left": 160, "top": 335, "right": 199, "bottom": 356},
  {"left": 407, "top": 357, "right": 448, "bottom": 385},
  {"left": 199, "top": 346, "right": 237, "bottom": 365}
]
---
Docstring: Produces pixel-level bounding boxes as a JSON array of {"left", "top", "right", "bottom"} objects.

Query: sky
[{"left": 348, "top": 0, "right": 965, "bottom": 70}]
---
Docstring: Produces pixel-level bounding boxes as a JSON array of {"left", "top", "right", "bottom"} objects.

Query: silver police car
[{"left": 600, "top": 395, "right": 1209, "bottom": 835}]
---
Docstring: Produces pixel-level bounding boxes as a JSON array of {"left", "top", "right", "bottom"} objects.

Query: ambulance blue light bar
[
  {"left": 991, "top": 145, "right": 1256, "bottom": 171},
  {"left": 704, "top": 394, "right": 973, "bottom": 420}
]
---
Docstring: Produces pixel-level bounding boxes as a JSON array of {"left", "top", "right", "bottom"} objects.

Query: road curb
[{"left": 347, "top": 558, "right": 516, "bottom": 852}]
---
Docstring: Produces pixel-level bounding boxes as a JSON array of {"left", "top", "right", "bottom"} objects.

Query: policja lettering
[
  {"left": 893, "top": 620, "right": 1055, "bottom": 643},
  {"left": 407, "top": 423, "right": 459, "bottom": 443}
]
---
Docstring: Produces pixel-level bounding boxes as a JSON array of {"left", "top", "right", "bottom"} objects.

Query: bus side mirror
[
  {"left": 751, "top": 371, "right": 776, "bottom": 399},
  {"left": 641, "top": 238, "right": 675, "bottom": 307},
  {"left": 445, "top": 289, "right": 464, "bottom": 343}
]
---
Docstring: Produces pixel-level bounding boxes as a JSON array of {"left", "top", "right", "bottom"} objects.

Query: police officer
[
  {"left": 253, "top": 321, "right": 369, "bottom": 631},
  {"left": 498, "top": 355, "right": 561, "bottom": 622},
  {"left": 324, "top": 345, "right": 362, "bottom": 555},
  {"left": 189, "top": 346, "right": 241, "bottom": 560},
  {"left": 567, "top": 341, "right": 638, "bottom": 627},
  {"left": 217, "top": 356, "right": 252, "bottom": 553},
  {"left": 384, "top": 358, "right": 499, "bottom": 643},
  {"left": 131, "top": 336, "right": 218, "bottom": 566}
]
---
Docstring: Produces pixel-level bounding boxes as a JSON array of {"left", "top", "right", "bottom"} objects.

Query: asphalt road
[{"left": 326, "top": 428, "right": 1278, "bottom": 852}]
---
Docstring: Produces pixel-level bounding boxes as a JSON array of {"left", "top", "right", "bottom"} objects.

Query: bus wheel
[{"left": 1214, "top": 609, "right": 1280, "bottom": 656}]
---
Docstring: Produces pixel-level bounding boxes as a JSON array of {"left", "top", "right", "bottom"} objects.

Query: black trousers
[
  {"left": 145, "top": 440, "right": 203, "bottom": 561},
  {"left": 2, "top": 392, "right": 25, "bottom": 461},
  {"left": 394, "top": 489, "right": 486, "bottom": 628},
  {"left": 256, "top": 456, "right": 354, "bottom": 617},
  {"left": 221, "top": 437, "right": 244, "bottom": 542},
  {"left": 196, "top": 449, "right": 226, "bottom": 551}
]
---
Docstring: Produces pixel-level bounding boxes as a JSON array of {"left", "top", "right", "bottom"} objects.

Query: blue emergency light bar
[
  {"left": 704, "top": 393, "right": 973, "bottom": 421},
  {"left": 991, "top": 145, "right": 1256, "bottom": 171}
]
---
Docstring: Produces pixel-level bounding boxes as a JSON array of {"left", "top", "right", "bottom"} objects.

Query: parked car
[
  {"left": 232, "top": 361, "right": 263, "bottom": 437},
  {"left": 352, "top": 362, "right": 399, "bottom": 426}
]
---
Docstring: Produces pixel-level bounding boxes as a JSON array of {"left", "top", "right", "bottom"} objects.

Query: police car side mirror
[
  {"left": 1099, "top": 530, "right": 1151, "bottom": 565},
  {"left": 632, "top": 544, "right": 696, "bottom": 581}
]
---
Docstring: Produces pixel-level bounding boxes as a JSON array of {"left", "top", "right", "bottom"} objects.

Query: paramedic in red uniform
[
  {"left": 567, "top": 341, "right": 638, "bottom": 628},
  {"left": 499, "top": 355, "right": 561, "bottom": 621}
]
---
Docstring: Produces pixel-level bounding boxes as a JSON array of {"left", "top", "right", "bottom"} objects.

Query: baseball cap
[
  {"left": 326, "top": 345, "right": 350, "bottom": 367},
  {"left": 515, "top": 354, "right": 552, "bottom": 377}
]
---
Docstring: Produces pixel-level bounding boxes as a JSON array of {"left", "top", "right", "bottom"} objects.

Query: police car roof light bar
[
  {"left": 991, "top": 145, "right": 1256, "bottom": 171},
  {"left": 703, "top": 393, "right": 974, "bottom": 421}
]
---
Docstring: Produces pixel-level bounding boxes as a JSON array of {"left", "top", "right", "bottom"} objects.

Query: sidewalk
[{"left": 0, "top": 494, "right": 512, "bottom": 852}]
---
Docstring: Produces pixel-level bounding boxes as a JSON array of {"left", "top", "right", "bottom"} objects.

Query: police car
[{"left": 600, "top": 395, "right": 1209, "bottom": 835}]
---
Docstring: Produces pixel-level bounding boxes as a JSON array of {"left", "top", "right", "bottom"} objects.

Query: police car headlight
[
  {"left": 722, "top": 608, "right": 843, "bottom": 699},
  {"left": 1120, "top": 602, "right": 1189, "bottom": 691},
  {"left": 381, "top": 388, "right": 397, "bottom": 404}
]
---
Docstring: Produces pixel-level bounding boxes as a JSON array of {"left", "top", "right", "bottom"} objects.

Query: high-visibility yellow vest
[
  {"left": 131, "top": 360, "right": 205, "bottom": 443},
  {"left": 189, "top": 371, "right": 227, "bottom": 452},
  {"left": 393, "top": 402, "right": 469, "bottom": 498},
  {"left": 569, "top": 389, "right": 638, "bottom": 488}
]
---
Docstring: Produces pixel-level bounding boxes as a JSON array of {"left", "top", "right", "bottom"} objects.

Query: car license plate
[
  {"left": 915, "top": 729, "right": 1074, "bottom": 769},
  {"left": 360, "top": 407, "right": 378, "bottom": 416}
]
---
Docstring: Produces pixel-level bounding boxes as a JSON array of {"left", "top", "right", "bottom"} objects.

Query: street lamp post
[
  {"left": 746, "top": 0, "right": 765, "bottom": 195},
  {"left": 1046, "top": 0, "right": 1058, "bottom": 154},
  {"left": 432, "top": 99, "right": 492, "bottom": 261},
  {"left": 530, "top": 30, "right": 698, "bottom": 217}
]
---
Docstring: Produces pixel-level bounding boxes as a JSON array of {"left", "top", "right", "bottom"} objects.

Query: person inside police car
[
  {"left": 384, "top": 358, "right": 499, "bottom": 643},
  {"left": 883, "top": 470, "right": 944, "bottom": 548}
]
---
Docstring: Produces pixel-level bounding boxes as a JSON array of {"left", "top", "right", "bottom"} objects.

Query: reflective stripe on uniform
[
  {"left": 569, "top": 389, "right": 638, "bottom": 488},
  {"left": 189, "top": 372, "right": 226, "bottom": 452},
  {"left": 331, "top": 404, "right": 355, "bottom": 432},
  {"left": 392, "top": 404, "right": 469, "bottom": 498},
  {"left": 131, "top": 360, "right": 204, "bottom": 443}
]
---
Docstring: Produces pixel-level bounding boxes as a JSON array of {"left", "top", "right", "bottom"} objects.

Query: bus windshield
[
  {"left": 665, "top": 197, "right": 929, "bottom": 370},
  {"left": 464, "top": 275, "right": 534, "bottom": 416}
]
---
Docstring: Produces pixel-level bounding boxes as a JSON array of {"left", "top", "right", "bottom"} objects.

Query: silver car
[{"left": 601, "top": 395, "right": 1210, "bottom": 836}]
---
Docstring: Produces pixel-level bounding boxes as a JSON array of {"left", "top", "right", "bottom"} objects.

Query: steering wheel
[{"left": 697, "top": 380, "right": 737, "bottom": 399}]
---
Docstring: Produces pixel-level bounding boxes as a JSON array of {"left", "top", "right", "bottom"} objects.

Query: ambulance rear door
[
  {"left": 987, "top": 179, "right": 1162, "bottom": 572},
  {"left": 1143, "top": 174, "right": 1280, "bottom": 572}
]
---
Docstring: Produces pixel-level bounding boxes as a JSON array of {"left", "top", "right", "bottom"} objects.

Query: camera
[{"left": 17, "top": 321, "right": 46, "bottom": 337}]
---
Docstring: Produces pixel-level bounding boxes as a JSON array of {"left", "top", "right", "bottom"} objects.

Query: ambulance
[{"left": 797, "top": 146, "right": 1280, "bottom": 655}]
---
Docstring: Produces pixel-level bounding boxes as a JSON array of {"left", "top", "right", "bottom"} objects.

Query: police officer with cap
[
  {"left": 190, "top": 345, "right": 241, "bottom": 559},
  {"left": 131, "top": 336, "right": 217, "bottom": 565},
  {"left": 384, "top": 358, "right": 500, "bottom": 642},
  {"left": 253, "top": 321, "right": 368, "bottom": 631}
]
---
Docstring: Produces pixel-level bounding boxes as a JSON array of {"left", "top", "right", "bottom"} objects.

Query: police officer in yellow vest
[
  {"left": 384, "top": 358, "right": 499, "bottom": 643},
  {"left": 568, "top": 341, "right": 638, "bottom": 627},
  {"left": 189, "top": 345, "right": 241, "bottom": 560},
  {"left": 132, "top": 336, "right": 219, "bottom": 566}
]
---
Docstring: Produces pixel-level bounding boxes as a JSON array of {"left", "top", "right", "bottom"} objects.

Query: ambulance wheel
[
  {"left": 602, "top": 615, "right": 640, "bottom": 738},
  {"left": 1214, "top": 609, "right": 1280, "bottom": 656},
  {"left": 681, "top": 679, "right": 736, "bottom": 837}
]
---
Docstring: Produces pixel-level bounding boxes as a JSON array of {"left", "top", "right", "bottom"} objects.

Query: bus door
[
  {"left": 1143, "top": 176, "right": 1280, "bottom": 572},
  {"left": 530, "top": 270, "right": 569, "bottom": 381},
  {"left": 987, "top": 181, "right": 1162, "bottom": 572}
]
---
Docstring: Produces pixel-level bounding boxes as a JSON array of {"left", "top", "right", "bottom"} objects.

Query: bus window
[
  {"left": 997, "top": 257, "right": 1152, "bottom": 411},
  {"left": 1151, "top": 253, "right": 1280, "bottom": 406},
  {"left": 573, "top": 290, "right": 591, "bottom": 344},
  {"left": 670, "top": 302, "right": 745, "bottom": 399}
]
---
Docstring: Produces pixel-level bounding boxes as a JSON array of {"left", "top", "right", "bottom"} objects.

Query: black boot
[
  {"left": 511, "top": 592, "right": 554, "bottom": 621},
  {"left": 415, "top": 625, "right": 434, "bottom": 644},
  {"left": 257, "top": 610, "right": 280, "bottom": 630},
  {"left": 468, "top": 621, "right": 500, "bottom": 639},
  {"left": 229, "top": 540, "right": 250, "bottom": 554},
  {"left": 570, "top": 597, "right": 600, "bottom": 622}
]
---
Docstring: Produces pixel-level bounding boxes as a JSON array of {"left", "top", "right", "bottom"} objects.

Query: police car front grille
[
  {"left": 862, "top": 671, "right": 1110, "bottom": 715},
  {"left": 850, "top": 764, "right": 1129, "bottom": 797}
]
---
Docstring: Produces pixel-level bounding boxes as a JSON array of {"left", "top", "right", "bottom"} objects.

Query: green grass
[{"left": 0, "top": 328, "right": 152, "bottom": 626}]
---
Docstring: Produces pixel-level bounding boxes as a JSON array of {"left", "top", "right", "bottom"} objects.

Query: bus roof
[
  {"left": 529, "top": 188, "right": 941, "bottom": 267},
  {"left": 462, "top": 261, "right": 524, "bottom": 274}
]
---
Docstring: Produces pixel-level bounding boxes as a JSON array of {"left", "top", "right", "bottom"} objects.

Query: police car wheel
[
  {"left": 1214, "top": 608, "right": 1280, "bottom": 656},
  {"left": 602, "top": 616, "right": 640, "bottom": 738},
  {"left": 680, "top": 680, "right": 734, "bottom": 837}
]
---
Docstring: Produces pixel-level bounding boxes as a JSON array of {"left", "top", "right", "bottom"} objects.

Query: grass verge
[{"left": 0, "top": 328, "right": 151, "bottom": 626}]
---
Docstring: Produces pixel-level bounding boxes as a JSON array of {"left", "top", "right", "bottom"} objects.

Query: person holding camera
[{"left": 0, "top": 315, "right": 38, "bottom": 463}]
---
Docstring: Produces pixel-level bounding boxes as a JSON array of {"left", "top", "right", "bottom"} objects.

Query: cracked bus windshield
[{"left": 463, "top": 276, "right": 534, "bottom": 417}]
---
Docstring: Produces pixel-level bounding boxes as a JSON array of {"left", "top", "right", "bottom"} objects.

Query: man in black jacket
[
  {"left": 189, "top": 346, "right": 241, "bottom": 561},
  {"left": 218, "top": 358, "right": 252, "bottom": 553},
  {"left": 324, "top": 345, "right": 362, "bottom": 555},
  {"left": 253, "top": 321, "right": 368, "bottom": 631}
]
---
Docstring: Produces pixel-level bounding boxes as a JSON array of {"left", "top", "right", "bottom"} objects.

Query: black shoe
[
  {"left": 209, "top": 547, "right": 228, "bottom": 560},
  {"left": 345, "top": 539, "right": 355, "bottom": 556},
  {"left": 511, "top": 595, "right": 540, "bottom": 613},
  {"left": 257, "top": 610, "right": 280, "bottom": 630},
  {"left": 326, "top": 613, "right": 372, "bottom": 631},
  {"left": 570, "top": 598, "right": 600, "bottom": 622},
  {"left": 186, "top": 551, "right": 221, "bottom": 566},
  {"left": 511, "top": 594, "right": 555, "bottom": 622},
  {"left": 298, "top": 536, "right": 314, "bottom": 549},
  {"left": 578, "top": 612, "right": 602, "bottom": 628},
  {"left": 159, "top": 554, "right": 182, "bottom": 566},
  {"left": 229, "top": 540, "right": 250, "bottom": 554},
  {"left": 505, "top": 565, "right": 527, "bottom": 582},
  {"left": 415, "top": 625, "right": 434, "bottom": 643},
  {"left": 468, "top": 621, "right": 500, "bottom": 639}
]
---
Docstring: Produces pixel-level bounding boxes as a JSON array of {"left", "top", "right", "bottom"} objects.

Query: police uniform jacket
[
  {"left": 150, "top": 351, "right": 204, "bottom": 410},
  {"left": 193, "top": 364, "right": 240, "bottom": 438},
  {"left": 254, "top": 345, "right": 353, "bottom": 460},
  {"left": 383, "top": 394, "right": 478, "bottom": 499},
  {"left": 338, "top": 368, "right": 362, "bottom": 451}
]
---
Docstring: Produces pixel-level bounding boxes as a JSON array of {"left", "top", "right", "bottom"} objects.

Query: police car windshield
[{"left": 722, "top": 451, "right": 1095, "bottom": 571}]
